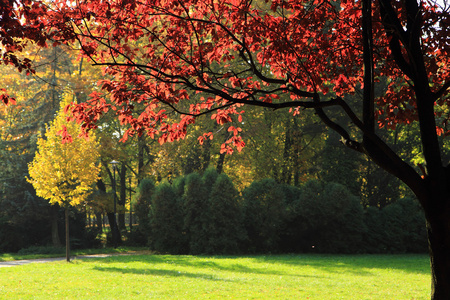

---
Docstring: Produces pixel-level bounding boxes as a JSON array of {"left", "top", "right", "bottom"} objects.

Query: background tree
[
  {"left": 148, "top": 180, "right": 186, "bottom": 254},
  {"left": 183, "top": 172, "right": 210, "bottom": 254},
  {"left": 27, "top": 90, "right": 100, "bottom": 261},
  {"left": 242, "top": 178, "right": 286, "bottom": 253},
  {"left": 134, "top": 178, "right": 155, "bottom": 243},
  {"left": 208, "top": 173, "right": 246, "bottom": 254}
]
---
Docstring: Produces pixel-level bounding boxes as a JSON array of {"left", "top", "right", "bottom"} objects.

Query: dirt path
[
  {"left": 0, "top": 251, "right": 151, "bottom": 268},
  {"left": 0, "top": 257, "right": 69, "bottom": 267}
]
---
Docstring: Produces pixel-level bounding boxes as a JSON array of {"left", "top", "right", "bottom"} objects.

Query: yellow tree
[{"left": 28, "top": 90, "right": 100, "bottom": 262}]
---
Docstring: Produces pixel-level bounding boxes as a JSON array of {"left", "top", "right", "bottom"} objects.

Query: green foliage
[
  {"left": 135, "top": 172, "right": 426, "bottom": 255},
  {"left": 363, "top": 206, "right": 389, "bottom": 253},
  {"left": 201, "top": 167, "right": 219, "bottom": 196},
  {"left": 320, "top": 130, "right": 361, "bottom": 197},
  {"left": 183, "top": 172, "right": 210, "bottom": 254},
  {"left": 313, "top": 183, "right": 366, "bottom": 253},
  {"left": 134, "top": 178, "right": 155, "bottom": 239},
  {"left": 208, "top": 174, "right": 246, "bottom": 254},
  {"left": 0, "top": 193, "right": 51, "bottom": 252},
  {"left": 284, "top": 180, "right": 366, "bottom": 253},
  {"left": 149, "top": 181, "right": 187, "bottom": 254},
  {"left": 172, "top": 175, "right": 186, "bottom": 198},
  {"left": 363, "top": 197, "right": 427, "bottom": 253},
  {"left": 17, "top": 246, "right": 65, "bottom": 255},
  {"left": 242, "top": 178, "right": 287, "bottom": 253}
]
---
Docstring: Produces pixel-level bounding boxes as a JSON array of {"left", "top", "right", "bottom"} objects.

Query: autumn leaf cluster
[{"left": 27, "top": 91, "right": 101, "bottom": 207}]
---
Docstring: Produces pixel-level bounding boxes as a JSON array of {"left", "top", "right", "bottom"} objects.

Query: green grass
[{"left": 0, "top": 254, "right": 430, "bottom": 299}]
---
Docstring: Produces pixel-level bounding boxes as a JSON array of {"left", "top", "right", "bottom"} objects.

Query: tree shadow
[
  {"left": 77, "top": 254, "right": 339, "bottom": 278},
  {"left": 92, "top": 265, "right": 235, "bottom": 281},
  {"left": 248, "top": 254, "right": 429, "bottom": 275}
]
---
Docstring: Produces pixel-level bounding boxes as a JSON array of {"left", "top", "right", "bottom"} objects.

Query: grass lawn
[{"left": 0, "top": 254, "right": 430, "bottom": 299}]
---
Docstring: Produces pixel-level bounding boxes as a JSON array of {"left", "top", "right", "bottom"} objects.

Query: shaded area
[{"left": 77, "top": 253, "right": 429, "bottom": 277}]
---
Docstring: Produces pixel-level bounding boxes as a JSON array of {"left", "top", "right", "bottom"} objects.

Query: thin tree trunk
[
  {"left": 216, "top": 152, "right": 226, "bottom": 174},
  {"left": 95, "top": 212, "right": 102, "bottom": 231},
  {"left": 50, "top": 205, "right": 61, "bottom": 247},
  {"left": 65, "top": 206, "right": 70, "bottom": 262},
  {"left": 138, "top": 135, "right": 145, "bottom": 185},
  {"left": 118, "top": 164, "right": 127, "bottom": 230},
  {"left": 107, "top": 212, "right": 121, "bottom": 248}
]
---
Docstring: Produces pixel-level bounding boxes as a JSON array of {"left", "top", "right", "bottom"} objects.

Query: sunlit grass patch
[{"left": 0, "top": 254, "right": 429, "bottom": 299}]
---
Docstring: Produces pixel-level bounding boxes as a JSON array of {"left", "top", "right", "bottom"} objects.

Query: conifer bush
[
  {"left": 313, "top": 182, "right": 366, "bottom": 253},
  {"left": 242, "top": 178, "right": 286, "bottom": 253},
  {"left": 208, "top": 174, "right": 246, "bottom": 254},
  {"left": 132, "top": 173, "right": 426, "bottom": 255},
  {"left": 134, "top": 178, "right": 155, "bottom": 240},
  {"left": 149, "top": 181, "right": 187, "bottom": 254},
  {"left": 363, "top": 206, "right": 388, "bottom": 253},
  {"left": 183, "top": 172, "right": 211, "bottom": 254}
]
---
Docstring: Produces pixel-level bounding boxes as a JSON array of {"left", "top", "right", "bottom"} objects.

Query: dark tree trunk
[
  {"left": 107, "top": 212, "right": 121, "bottom": 248},
  {"left": 280, "top": 120, "right": 292, "bottom": 185},
  {"left": 65, "top": 206, "right": 70, "bottom": 262},
  {"left": 138, "top": 135, "right": 145, "bottom": 184},
  {"left": 118, "top": 164, "right": 127, "bottom": 230},
  {"left": 216, "top": 152, "right": 226, "bottom": 174},
  {"left": 427, "top": 218, "right": 450, "bottom": 299},
  {"left": 95, "top": 212, "right": 103, "bottom": 231},
  {"left": 201, "top": 137, "right": 212, "bottom": 171},
  {"left": 420, "top": 181, "right": 450, "bottom": 300},
  {"left": 49, "top": 205, "right": 61, "bottom": 248}
]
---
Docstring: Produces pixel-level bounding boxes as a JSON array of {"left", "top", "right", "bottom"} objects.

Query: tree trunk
[
  {"left": 424, "top": 191, "right": 450, "bottom": 300},
  {"left": 95, "top": 212, "right": 103, "bottom": 231},
  {"left": 118, "top": 164, "right": 127, "bottom": 230},
  {"left": 65, "top": 206, "right": 70, "bottom": 262},
  {"left": 216, "top": 152, "right": 226, "bottom": 174},
  {"left": 107, "top": 212, "right": 121, "bottom": 248},
  {"left": 138, "top": 135, "right": 145, "bottom": 185},
  {"left": 50, "top": 205, "right": 61, "bottom": 247}
]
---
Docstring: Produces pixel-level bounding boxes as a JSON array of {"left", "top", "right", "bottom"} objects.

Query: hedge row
[{"left": 135, "top": 169, "right": 428, "bottom": 255}]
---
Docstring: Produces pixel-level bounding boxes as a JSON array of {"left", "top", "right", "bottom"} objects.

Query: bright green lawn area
[{"left": 0, "top": 254, "right": 430, "bottom": 299}]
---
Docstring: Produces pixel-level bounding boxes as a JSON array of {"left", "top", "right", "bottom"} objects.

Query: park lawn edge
[{"left": 0, "top": 246, "right": 149, "bottom": 262}]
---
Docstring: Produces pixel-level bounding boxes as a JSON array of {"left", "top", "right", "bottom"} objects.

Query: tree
[
  {"left": 148, "top": 180, "right": 186, "bottom": 254},
  {"left": 27, "top": 90, "right": 100, "bottom": 261},
  {"left": 134, "top": 178, "right": 155, "bottom": 241},
  {"left": 242, "top": 178, "right": 286, "bottom": 253},
  {"left": 183, "top": 172, "right": 210, "bottom": 254},
  {"left": 208, "top": 173, "right": 246, "bottom": 254},
  {"left": 3, "top": 0, "right": 449, "bottom": 297}
]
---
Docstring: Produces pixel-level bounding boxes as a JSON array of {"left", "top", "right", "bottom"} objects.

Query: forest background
[{"left": 0, "top": 44, "right": 429, "bottom": 254}]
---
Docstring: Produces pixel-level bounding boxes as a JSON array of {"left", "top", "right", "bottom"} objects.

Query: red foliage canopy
[
  {"left": 2, "top": 0, "right": 449, "bottom": 154},
  {"left": 0, "top": 0, "right": 51, "bottom": 104}
]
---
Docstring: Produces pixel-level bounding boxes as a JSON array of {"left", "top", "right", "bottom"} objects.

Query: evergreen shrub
[
  {"left": 149, "top": 180, "right": 187, "bottom": 254},
  {"left": 134, "top": 178, "right": 155, "bottom": 240},
  {"left": 208, "top": 173, "right": 246, "bottom": 254},
  {"left": 242, "top": 178, "right": 286, "bottom": 253},
  {"left": 132, "top": 172, "right": 427, "bottom": 255},
  {"left": 183, "top": 172, "right": 211, "bottom": 254}
]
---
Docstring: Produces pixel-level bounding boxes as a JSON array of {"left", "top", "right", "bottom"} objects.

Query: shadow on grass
[
  {"left": 92, "top": 265, "right": 236, "bottom": 281},
  {"left": 90, "top": 258, "right": 325, "bottom": 281},
  {"left": 249, "top": 254, "right": 430, "bottom": 275},
  {"left": 77, "top": 253, "right": 428, "bottom": 278}
]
